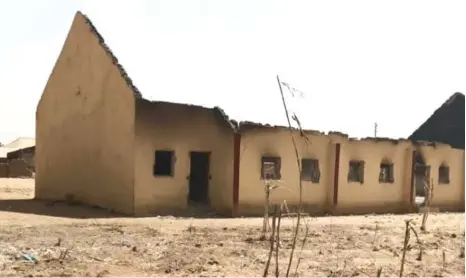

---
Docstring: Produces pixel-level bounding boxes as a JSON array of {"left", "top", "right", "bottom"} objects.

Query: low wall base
[{"left": 34, "top": 189, "right": 134, "bottom": 216}]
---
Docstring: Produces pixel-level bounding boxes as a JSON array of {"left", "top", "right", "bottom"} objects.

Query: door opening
[
  {"left": 413, "top": 151, "right": 430, "bottom": 206},
  {"left": 188, "top": 152, "right": 210, "bottom": 204}
]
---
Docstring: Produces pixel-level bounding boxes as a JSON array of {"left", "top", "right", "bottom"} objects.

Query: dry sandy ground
[{"left": 0, "top": 178, "right": 464, "bottom": 277}]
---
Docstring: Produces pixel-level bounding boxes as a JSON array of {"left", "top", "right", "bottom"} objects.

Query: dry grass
[{"left": 0, "top": 178, "right": 464, "bottom": 277}]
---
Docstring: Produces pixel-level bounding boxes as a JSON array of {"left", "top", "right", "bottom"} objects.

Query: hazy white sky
[{"left": 0, "top": 0, "right": 465, "bottom": 144}]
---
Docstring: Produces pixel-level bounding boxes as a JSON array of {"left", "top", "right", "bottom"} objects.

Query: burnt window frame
[
  {"left": 348, "top": 160, "right": 365, "bottom": 184},
  {"left": 153, "top": 150, "right": 175, "bottom": 177},
  {"left": 438, "top": 164, "right": 450, "bottom": 184},
  {"left": 301, "top": 158, "right": 321, "bottom": 183},
  {"left": 260, "top": 156, "right": 282, "bottom": 180},
  {"left": 379, "top": 161, "right": 395, "bottom": 183}
]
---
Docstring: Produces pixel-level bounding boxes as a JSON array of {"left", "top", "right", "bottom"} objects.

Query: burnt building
[{"left": 7, "top": 146, "right": 35, "bottom": 168}]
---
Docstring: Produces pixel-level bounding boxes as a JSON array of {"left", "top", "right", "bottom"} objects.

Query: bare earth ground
[{"left": 0, "top": 178, "right": 464, "bottom": 277}]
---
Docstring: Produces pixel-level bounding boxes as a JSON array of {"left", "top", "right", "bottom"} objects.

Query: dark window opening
[
  {"left": 261, "top": 156, "right": 281, "bottom": 180},
  {"left": 348, "top": 160, "right": 365, "bottom": 183},
  {"left": 438, "top": 165, "right": 450, "bottom": 184},
  {"left": 153, "top": 150, "right": 174, "bottom": 176},
  {"left": 379, "top": 162, "right": 394, "bottom": 183},
  {"left": 301, "top": 158, "right": 321, "bottom": 183}
]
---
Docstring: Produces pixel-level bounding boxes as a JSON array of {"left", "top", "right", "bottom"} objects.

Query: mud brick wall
[
  {"left": 0, "top": 163, "right": 8, "bottom": 177},
  {"left": 8, "top": 159, "right": 33, "bottom": 178}
]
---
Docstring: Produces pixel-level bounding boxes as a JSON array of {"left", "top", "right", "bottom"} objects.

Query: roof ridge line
[{"left": 77, "top": 11, "right": 143, "bottom": 99}]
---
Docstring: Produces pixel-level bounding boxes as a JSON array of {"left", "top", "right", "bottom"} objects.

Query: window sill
[
  {"left": 348, "top": 181, "right": 364, "bottom": 185},
  {"left": 301, "top": 180, "right": 320, "bottom": 184}
]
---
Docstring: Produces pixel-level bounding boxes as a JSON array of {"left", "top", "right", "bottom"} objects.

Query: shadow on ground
[
  {"left": 0, "top": 198, "right": 125, "bottom": 219},
  {"left": 0, "top": 198, "right": 231, "bottom": 219}
]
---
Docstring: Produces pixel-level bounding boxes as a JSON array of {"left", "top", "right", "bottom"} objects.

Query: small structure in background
[
  {"left": 7, "top": 146, "right": 35, "bottom": 168},
  {"left": 0, "top": 137, "right": 35, "bottom": 178}
]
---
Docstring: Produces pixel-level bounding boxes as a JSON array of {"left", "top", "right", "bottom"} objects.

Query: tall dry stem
[
  {"left": 376, "top": 267, "right": 383, "bottom": 277},
  {"left": 263, "top": 180, "right": 272, "bottom": 236},
  {"left": 276, "top": 76, "right": 304, "bottom": 277},
  {"left": 262, "top": 76, "right": 308, "bottom": 277},
  {"left": 399, "top": 220, "right": 411, "bottom": 277},
  {"left": 294, "top": 221, "right": 310, "bottom": 276},
  {"left": 264, "top": 205, "right": 278, "bottom": 277},
  {"left": 442, "top": 250, "right": 446, "bottom": 269},
  {"left": 262, "top": 180, "right": 285, "bottom": 237},
  {"left": 421, "top": 178, "right": 434, "bottom": 231},
  {"left": 275, "top": 207, "right": 282, "bottom": 277},
  {"left": 400, "top": 219, "right": 424, "bottom": 277}
]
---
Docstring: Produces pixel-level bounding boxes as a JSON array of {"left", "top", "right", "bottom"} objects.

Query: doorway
[
  {"left": 188, "top": 152, "right": 210, "bottom": 204},
  {"left": 413, "top": 151, "right": 430, "bottom": 205}
]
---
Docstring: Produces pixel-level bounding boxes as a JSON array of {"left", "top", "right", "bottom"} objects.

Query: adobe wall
[
  {"left": 0, "top": 163, "right": 8, "bottom": 178},
  {"left": 8, "top": 159, "right": 34, "bottom": 178},
  {"left": 416, "top": 143, "right": 465, "bottom": 211},
  {"left": 333, "top": 137, "right": 413, "bottom": 214},
  {"left": 235, "top": 123, "right": 465, "bottom": 216},
  {"left": 35, "top": 12, "right": 136, "bottom": 214},
  {"left": 134, "top": 99, "right": 236, "bottom": 216},
  {"left": 236, "top": 124, "right": 333, "bottom": 216}
]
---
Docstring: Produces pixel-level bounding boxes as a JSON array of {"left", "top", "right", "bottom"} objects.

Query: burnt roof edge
[
  {"left": 213, "top": 106, "right": 238, "bottom": 131},
  {"left": 135, "top": 99, "right": 238, "bottom": 132},
  {"left": 78, "top": 11, "right": 143, "bottom": 99},
  {"left": 236, "top": 120, "right": 460, "bottom": 148},
  {"left": 71, "top": 11, "right": 464, "bottom": 148}
]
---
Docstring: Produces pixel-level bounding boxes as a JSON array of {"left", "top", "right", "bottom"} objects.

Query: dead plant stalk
[
  {"left": 263, "top": 180, "right": 271, "bottom": 235},
  {"left": 264, "top": 206, "right": 278, "bottom": 277},
  {"left": 277, "top": 75, "right": 304, "bottom": 277},
  {"left": 400, "top": 220, "right": 410, "bottom": 277},
  {"left": 421, "top": 178, "right": 434, "bottom": 231},
  {"left": 399, "top": 219, "right": 423, "bottom": 277},
  {"left": 275, "top": 207, "right": 282, "bottom": 277},
  {"left": 294, "top": 221, "right": 310, "bottom": 276},
  {"left": 261, "top": 75, "right": 307, "bottom": 277},
  {"left": 262, "top": 180, "right": 280, "bottom": 236}
]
